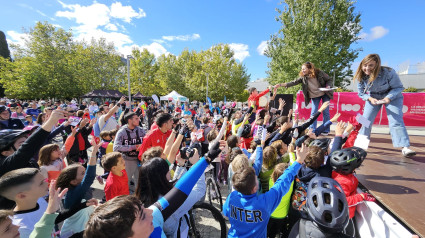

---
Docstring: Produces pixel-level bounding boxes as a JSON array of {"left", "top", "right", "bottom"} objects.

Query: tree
[
  {"left": 73, "top": 38, "right": 124, "bottom": 93},
  {"left": 0, "top": 31, "right": 11, "bottom": 96},
  {"left": 128, "top": 48, "right": 163, "bottom": 96},
  {"left": 0, "top": 31, "right": 11, "bottom": 60},
  {"left": 0, "top": 22, "right": 125, "bottom": 99},
  {"left": 266, "top": 0, "right": 362, "bottom": 94},
  {"left": 179, "top": 45, "right": 250, "bottom": 102}
]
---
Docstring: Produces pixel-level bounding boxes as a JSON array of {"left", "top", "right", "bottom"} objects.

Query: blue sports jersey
[{"left": 223, "top": 161, "right": 301, "bottom": 238}]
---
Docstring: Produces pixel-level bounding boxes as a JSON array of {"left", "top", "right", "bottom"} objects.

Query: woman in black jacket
[{"left": 282, "top": 62, "right": 333, "bottom": 135}]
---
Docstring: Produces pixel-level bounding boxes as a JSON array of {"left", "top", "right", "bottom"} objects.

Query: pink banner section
[{"left": 295, "top": 91, "right": 425, "bottom": 127}]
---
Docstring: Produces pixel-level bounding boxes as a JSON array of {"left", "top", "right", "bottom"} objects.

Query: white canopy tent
[{"left": 160, "top": 90, "right": 189, "bottom": 102}]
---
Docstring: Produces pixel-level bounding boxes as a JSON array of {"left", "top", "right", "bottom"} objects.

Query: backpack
[{"left": 291, "top": 177, "right": 308, "bottom": 213}]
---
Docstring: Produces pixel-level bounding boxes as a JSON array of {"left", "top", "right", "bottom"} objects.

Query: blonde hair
[
  {"left": 263, "top": 146, "right": 278, "bottom": 170},
  {"left": 353, "top": 54, "right": 381, "bottom": 82},
  {"left": 231, "top": 154, "right": 249, "bottom": 173}
]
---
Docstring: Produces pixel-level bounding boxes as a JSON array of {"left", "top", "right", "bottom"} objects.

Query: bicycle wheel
[
  {"left": 206, "top": 177, "right": 223, "bottom": 211},
  {"left": 189, "top": 202, "right": 227, "bottom": 238}
]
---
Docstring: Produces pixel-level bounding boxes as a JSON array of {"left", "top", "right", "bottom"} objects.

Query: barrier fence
[{"left": 295, "top": 91, "right": 425, "bottom": 127}]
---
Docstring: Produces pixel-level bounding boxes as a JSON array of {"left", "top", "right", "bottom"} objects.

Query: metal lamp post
[
  {"left": 127, "top": 55, "right": 133, "bottom": 107},
  {"left": 206, "top": 73, "right": 209, "bottom": 102}
]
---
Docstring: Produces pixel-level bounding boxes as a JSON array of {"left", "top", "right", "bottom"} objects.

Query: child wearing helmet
[
  {"left": 330, "top": 146, "right": 376, "bottom": 237},
  {"left": 288, "top": 176, "right": 352, "bottom": 238}
]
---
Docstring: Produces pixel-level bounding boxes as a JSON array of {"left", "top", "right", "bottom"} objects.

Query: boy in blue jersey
[{"left": 223, "top": 144, "right": 307, "bottom": 238}]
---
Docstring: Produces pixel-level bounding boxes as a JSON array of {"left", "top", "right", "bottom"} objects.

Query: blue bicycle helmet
[
  {"left": 307, "top": 176, "right": 349, "bottom": 233},
  {"left": 309, "top": 138, "right": 331, "bottom": 151}
]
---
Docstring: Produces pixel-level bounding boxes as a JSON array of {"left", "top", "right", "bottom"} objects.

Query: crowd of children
[{"left": 0, "top": 75, "right": 414, "bottom": 238}]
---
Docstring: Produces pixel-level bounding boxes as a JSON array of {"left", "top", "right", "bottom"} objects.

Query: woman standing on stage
[
  {"left": 282, "top": 62, "right": 334, "bottom": 135},
  {"left": 354, "top": 53, "right": 415, "bottom": 157}
]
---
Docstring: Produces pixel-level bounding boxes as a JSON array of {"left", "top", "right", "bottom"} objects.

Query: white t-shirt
[
  {"left": 13, "top": 197, "right": 49, "bottom": 238},
  {"left": 99, "top": 114, "right": 118, "bottom": 132},
  {"left": 88, "top": 105, "right": 99, "bottom": 114}
]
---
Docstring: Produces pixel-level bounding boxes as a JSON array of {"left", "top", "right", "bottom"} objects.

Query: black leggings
[{"left": 267, "top": 216, "right": 289, "bottom": 238}]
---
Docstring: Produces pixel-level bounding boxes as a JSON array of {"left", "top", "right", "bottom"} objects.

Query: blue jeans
[
  {"left": 359, "top": 96, "right": 410, "bottom": 148},
  {"left": 310, "top": 94, "right": 331, "bottom": 133}
]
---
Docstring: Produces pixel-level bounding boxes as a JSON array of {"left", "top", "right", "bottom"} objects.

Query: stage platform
[{"left": 356, "top": 133, "right": 425, "bottom": 237}]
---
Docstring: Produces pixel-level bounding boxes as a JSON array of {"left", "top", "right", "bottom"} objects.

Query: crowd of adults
[{"left": 0, "top": 53, "right": 418, "bottom": 238}]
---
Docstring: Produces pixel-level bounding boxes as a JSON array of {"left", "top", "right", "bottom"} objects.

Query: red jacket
[
  {"left": 332, "top": 171, "right": 364, "bottom": 218},
  {"left": 247, "top": 88, "right": 270, "bottom": 108},
  {"left": 105, "top": 170, "right": 129, "bottom": 201},
  {"left": 138, "top": 128, "right": 172, "bottom": 160}
]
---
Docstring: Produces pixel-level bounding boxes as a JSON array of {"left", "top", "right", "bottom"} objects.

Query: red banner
[{"left": 295, "top": 91, "right": 425, "bottom": 127}]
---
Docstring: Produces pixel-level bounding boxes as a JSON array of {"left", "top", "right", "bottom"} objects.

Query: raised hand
[
  {"left": 46, "top": 180, "right": 68, "bottom": 214},
  {"left": 118, "top": 96, "right": 126, "bottom": 105},
  {"left": 318, "top": 101, "right": 330, "bottom": 112},
  {"left": 89, "top": 117, "right": 97, "bottom": 127},
  {"left": 296, "top": 143, "right": 308, "bottom": 164},
  {"left": 278, "top": 98, "right": 286, "bottom": 110},
  {"left": 330, "top": 113, "right": 341, "bottom": 123},
  {"left": 335, "top": 121, "right": 347, "bottom": 136}
]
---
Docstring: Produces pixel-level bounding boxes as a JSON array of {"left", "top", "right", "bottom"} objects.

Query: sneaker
[
  {"left": 321, "top": 132, "right": 329, "bottom": 136},
  {"left": 402, "top": 147, "right": 416, "bottom": 157}
]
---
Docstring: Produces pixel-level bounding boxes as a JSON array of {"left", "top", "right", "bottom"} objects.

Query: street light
[
  {"left": 127, "top": 55, "right": 133, "bottom": 107},
  {"left": 206, "top": 73, "right": 209, "bottom": 102}
]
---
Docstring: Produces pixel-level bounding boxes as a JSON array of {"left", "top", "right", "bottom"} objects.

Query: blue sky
[{"left": 1, "top": 0, "right": 425, "bottom": 81}]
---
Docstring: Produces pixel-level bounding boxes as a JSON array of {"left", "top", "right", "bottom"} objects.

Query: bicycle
[
  {"left": 204, "top": 163, "right": 223, "bottom": 212},
  {"left": 187, "top": 201, "right": 227, "bottom": 238}
]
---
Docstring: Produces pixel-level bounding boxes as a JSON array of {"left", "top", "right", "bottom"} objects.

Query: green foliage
[
  {"left": 126, "top": 44, "right": 250, "bottom": 102},
  {"left": 0, "top": 22, "right": 124, "bottom": 99},
  {"left": 0, "top": 31, "right": 11, "bottom": 60},
  {"left": 335, "top": 87, "right": 352, "bottom": 92},
  {"left": 403, "top": 87, "right": 418, "bottom": 92},
  {"left": 0, "top": 22, "right": 250, "bottom": 101},
  {"left": 266, "top": 0, "right": 362, "bottom": 93}
]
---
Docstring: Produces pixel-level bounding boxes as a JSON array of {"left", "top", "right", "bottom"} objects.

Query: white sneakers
[{"left": 402, "top": 147, "right": 416, "bottom": 158}]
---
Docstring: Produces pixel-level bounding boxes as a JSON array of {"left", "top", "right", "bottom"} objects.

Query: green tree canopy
[
  {"left": 266, "top": 0, "right": 362, "bottom": 94},
  {"left": 0, "top": 22, "right": 124, "bottom": 99},
  {"left": 0, "top": 22, "right": 250, "bottom": 101},
  {"left": 0, "top": 31, "right": 11, "bottom": 60}
]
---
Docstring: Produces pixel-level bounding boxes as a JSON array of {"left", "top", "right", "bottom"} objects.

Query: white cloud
[
  {"left": 110, "top": 2, "right": 146, "bottom": 23},
  {"left": 162, "top": 33, "right": 200, "bottom": 41},
  {"left": 228, "top": 43, "right": 250, "bottom": 62},
  {"left": 6, "top": 30, "right": 29, "bottom": 46},
  {"left": 56, "top": 1, "right": 110, "bottom": 30},
  {"left": 257, "top": 40, "right": 268, "bottom": 55},
  {"left": 55, "top": 1, "right": 156, "bottom": 57},
  {"left": 119, "top": 42, "right": 169, "bottom": 58},
  {"left": 359, "top": 26, "right": 389, "bottom": 42},
  {"left": 105, "top": 23, "right": 118, "bottom": 31}
]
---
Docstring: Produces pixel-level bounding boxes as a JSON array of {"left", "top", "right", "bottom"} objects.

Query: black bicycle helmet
[
  {"left": 309, "top": 138, "right": 331, "bottom": 151},
  {"left": 350, "top": 146, "right": 367, "bottom": 169},
  {"left": 241, "top": 124, "right": 252, "bottom": 138},
  {"left": 329, "top": 148, "right": 359, "bottom": 175},
  {"left": 0, "top": 129, "right": 30, "bottom": 152},
  {"left": 307, "top": 176, "right": 349, "bottom": 233}
]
